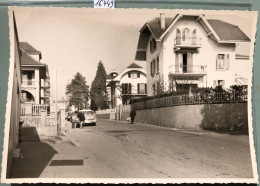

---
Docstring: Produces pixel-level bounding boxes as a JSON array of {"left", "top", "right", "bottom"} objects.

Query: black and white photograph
[{"left": 1, "top": 7, "right": 258, "bottom": 184}]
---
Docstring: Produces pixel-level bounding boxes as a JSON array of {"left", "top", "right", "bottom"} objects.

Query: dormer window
[
  {"left": 150, "top": 38, "right": 157, "bottom": 53},
  {"left": 128, "top": 72, "right": 140, "bottom": 79}
]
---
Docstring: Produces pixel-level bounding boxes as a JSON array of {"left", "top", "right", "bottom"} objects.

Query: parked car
[
  {"left": 71, "top": 109, "right": 97, "bottom": 128},
  {"left": 79, "top": 109, "right": 97, "bottom": 126}
]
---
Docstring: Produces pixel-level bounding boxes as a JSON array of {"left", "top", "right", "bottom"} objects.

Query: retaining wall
[{"left": 135, "top": 103, "right": 248, "bottom": 130}]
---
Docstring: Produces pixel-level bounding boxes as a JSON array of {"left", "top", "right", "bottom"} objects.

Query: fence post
[{"left": 40, "top": 110, "right": 46, "bottom": 127}]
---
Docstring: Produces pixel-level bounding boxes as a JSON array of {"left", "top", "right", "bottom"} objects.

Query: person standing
[
  {"left": 77, "top": 111, "right": 85, "bottom": 129},
  {"left": 130, "top": 109, "right": 136, "bottom": 124}
]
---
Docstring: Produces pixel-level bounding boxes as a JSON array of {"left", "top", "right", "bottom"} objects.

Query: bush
[{"left": 131, "top": 85, "right": 248, "bottom": 104}]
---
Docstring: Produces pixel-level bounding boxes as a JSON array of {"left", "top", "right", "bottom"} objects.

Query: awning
[{"left": 175, "top": 80, "right": 199, "bottom": 84}]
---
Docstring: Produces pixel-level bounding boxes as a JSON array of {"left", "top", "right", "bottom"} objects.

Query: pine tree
[
  {"left": 90, "top": 61, "right": 109, "bottom": 111},
  {"left": 66, "top": 72, "right": 89, "bottom": 110}
]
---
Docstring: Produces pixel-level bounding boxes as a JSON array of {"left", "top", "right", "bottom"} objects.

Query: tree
[
  {"left": 90, "top": 61, "right": 109, "bottom": 111},
  {"left": 66, "top": 72, "right": 89, "bottom": 111}
]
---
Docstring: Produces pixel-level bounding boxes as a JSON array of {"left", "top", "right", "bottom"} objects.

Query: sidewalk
[{"left": 9, "top": 121, "right": 89, "bottom": 178}]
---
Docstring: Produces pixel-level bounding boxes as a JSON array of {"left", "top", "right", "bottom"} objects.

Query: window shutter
[
  {"left": 216, "top": 54, "right": 219, "bottom": 70},
  {"left": 145, "top": 84, "right": 147, "bottom": 94},
  {"left": 226, "top": 54, "right": 230, "bottom": 70},
  {"left": 175, "top": 53, "right": 179, "bottom": 73},
  {"left": 150, "top": 61, "right": 153, "bottom": 75},
  {"left": 157, "top": 57, "right": 159, "bottom": 72},
  {"left": 137, "top": 84, "right": 140, "bottom": 94},
  {"left": 213, "top": 80, "right": 217, "bottom": 88},
  {"left": 187, "top": 53, "right": 193, "bottom": 73},
  {"left": 129, "top": 83, "right": 132, "bottom": 94},
  {"left": 153, "top": 60, "right": 155, "bottom": 74},
  {"left": 122, "top": 84, "right": 125, "bottom": 94},
  {"left": 150, "top": 41, "right": 152, "bottom": 53},
  {"left": 137, "top": 73, "right": 140, "bottom": 78}
]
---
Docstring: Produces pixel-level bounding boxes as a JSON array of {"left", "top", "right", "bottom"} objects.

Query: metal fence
[{"left": 131, "top": 92, "right": 247, "bottom": 110}]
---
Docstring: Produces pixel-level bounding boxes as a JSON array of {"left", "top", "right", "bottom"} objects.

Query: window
[
  {"left": 150, "top": 59, "right": 156, "bottom": 76},
  {"left": 182, "top": 28, "right": 190, "bottom": 41},
  {"left": 192, "top": 29, "right": 197, "bottom": 45},
  {"left": 22, "top": 70, "right": 35, "bottom": 85},
  {"left": 128, "top": 72, "right": 140, "bottom": 79},
  {"left": 213, "top": 80, "right": 225, "bottom": 89},
  {"left": 218, "top": 80, "right": 225, "bottom": 89},
  {"left": 176, "top": 28, "right": 181, "bottom": 45},
  {"left": 216, "top": 54, "right": 230, "bottom": 70},
  {"left": 150, "top": 38, "right": 157, "bottom": 53},
  {"left": 156, "top": 56, "right": 160, "bottom": 72},
  {"left": 137, "top": 83, "right": 147, "bottom": 94},
  {"left": 122, "top": 83, "right": 131, "bottom": 94}
]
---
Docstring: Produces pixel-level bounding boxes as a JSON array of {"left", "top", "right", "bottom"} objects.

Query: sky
[{"left": 11, "top": 7, "right": 256, "bottom": 101}]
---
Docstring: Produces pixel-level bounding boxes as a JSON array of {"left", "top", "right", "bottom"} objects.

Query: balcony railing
[
  {"left": 41, "top": 92, "right": 50, "bottom": 97},
  {"left": 169, "top": 65, "right": 207, "bottom": 74},
  {"left": 174, "top": 37, "right": 202, "bottom": 46},
  {"left": 22, "top": 80, "right": 37, "bottom": 86}
]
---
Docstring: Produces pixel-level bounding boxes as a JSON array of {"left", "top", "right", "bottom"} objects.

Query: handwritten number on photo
[{"left": 94, "top": 0, "right": 114, "bottom": 8}]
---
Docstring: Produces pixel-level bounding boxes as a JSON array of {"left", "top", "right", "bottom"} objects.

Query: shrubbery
[{"left": 131, "top": 85, "right": 248, "bottom": 104}]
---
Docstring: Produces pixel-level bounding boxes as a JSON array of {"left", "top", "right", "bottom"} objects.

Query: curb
[{"left": 61, "top": 130, "right": 81, "bottom": 147}]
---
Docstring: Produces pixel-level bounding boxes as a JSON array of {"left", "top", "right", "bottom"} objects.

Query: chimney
[{"left": 160, "top": 13, "right": 165, "bottom": 30}]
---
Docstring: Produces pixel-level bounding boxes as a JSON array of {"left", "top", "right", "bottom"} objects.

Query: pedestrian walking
[
  {"left": 130, "top": 109, "right": 136, "bottom": 124},
  {"left": 77, "top": 111, "right": 85, "bottom": 128}
]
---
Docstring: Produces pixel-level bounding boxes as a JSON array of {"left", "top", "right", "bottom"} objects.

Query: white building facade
[
  {"left": 19, "top": 42, "right": 51, "bottom": 104},
  {"left": 135, "top": 14, "right": 251, "bottom": 96},
  {"left": 107, "top": 63, "right": 147, "bottom": 108}
]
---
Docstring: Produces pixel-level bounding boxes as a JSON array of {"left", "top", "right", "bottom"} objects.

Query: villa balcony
[
  {"left": 41, "top": 79, "right": 50, "bottom": 88},
  {"left": 169, "top": 65, "right": 207, "bottom": 76},
  {"left": 174, "top": 37, "right": 202, "bottom": 51},
  {"left": 22, "top": 80, "right": 37, "bottom": 87},
  {"left": 41, "top": 92, "right": 50, "bottom": 98}
]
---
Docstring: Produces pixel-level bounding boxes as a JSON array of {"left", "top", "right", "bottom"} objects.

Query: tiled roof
[
  {"left": 19, "top": 42, "right": 41, "bottom": 54},
  {"left": 127, "top": 62, "right": 142, "bottom": 69},
  {"left": 145, "top": 17, "right": 176, "bottom": 39},
  {"left": 20, "top": 50, "right": 45, "bottom": 66},
  {"left": 207, "top": 20, "right": 250, "bottom": 41},
  {"left": 106, "top": 72, "right": 118, "bottom": 79}
]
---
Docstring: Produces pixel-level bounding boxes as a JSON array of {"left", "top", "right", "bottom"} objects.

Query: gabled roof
[
  {"left": 19, "top": 42, "right": 41, "bottom": 55},
  {"left": 127, "top": 62, "right": 142, "bottom": 69},
  {"left": 20, "top": 50, "right": 45, "bottom": 67},
  {"left": 207, "top": 20, "right": 250, "bottom": 42},
  {"left": 135, "top": 14, "right": 251, "bottom": 61},
  {"left": 140, "top": 16, "right": 178, "bottom": 39},
  {"left": 106, "top": 72, "right": 118, "bottom": 80}
]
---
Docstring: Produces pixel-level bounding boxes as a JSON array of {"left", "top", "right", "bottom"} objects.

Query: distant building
[
  {"left": 19, "top": 42, "right": 50, "bottom": 104},
  {"left": 107, "top": 62, "right": 147, "bottom": 108},
  {"left": 135, "top": 13, "right": 251, "bottom": 96}
]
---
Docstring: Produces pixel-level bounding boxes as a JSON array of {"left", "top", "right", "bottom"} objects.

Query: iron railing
[
  {"left": 169, "top": 65, "right": 207, "bottom": 74},
  {"left": 131, "top": 92, "right": 247, "bottom": 110}
]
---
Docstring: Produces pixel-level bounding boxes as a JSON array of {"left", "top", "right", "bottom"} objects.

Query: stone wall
[
  {"left": 135, "top": 103, "right": 248, "bottom": 130},
  {"left": 21, "top": 111, "right": 57, "bottom": 139}
]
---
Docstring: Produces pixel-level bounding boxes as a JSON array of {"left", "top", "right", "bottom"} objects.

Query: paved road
[{"left": 62, "top": 119, "right": 253, "bottom": 178}]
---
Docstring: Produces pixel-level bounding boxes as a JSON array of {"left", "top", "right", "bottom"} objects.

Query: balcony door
[{"left": 182, "top": 53, "right": 193, "bottom": 73}]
